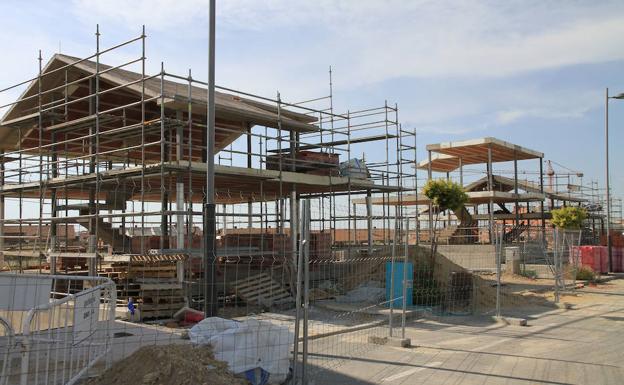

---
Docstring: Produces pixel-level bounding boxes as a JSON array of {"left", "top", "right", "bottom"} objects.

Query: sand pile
[{"left": 86, "top": 344, "right": 248, "bottom": 385}]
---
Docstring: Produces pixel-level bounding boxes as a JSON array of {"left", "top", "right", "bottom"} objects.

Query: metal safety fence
[
  {"left": 0, "top": 274, "right": 115, "bottom": 385},
  {"left": 291, "top": 199, "right": 410, "bottom": 385},
  {"left": 416, "top": 224, "right": 585, "bottom": 321}
]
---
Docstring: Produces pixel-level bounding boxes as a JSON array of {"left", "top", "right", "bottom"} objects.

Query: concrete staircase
[
  {"left": 504, "top": 223, "right": 529, "bottom": 243},
  {"left": 437, "top": 225, "right": 460, "bottom": 244},
  {"left": 74, "top": 214, "right": 130, "bottom": 252}
]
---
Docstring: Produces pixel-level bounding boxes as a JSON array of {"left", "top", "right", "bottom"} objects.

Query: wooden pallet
[
  {"left": 231, "top": 273, "right": 293, "bottom": 306},
  {"left": 101, "top": 257, "right": 187, "bottom": 319}
]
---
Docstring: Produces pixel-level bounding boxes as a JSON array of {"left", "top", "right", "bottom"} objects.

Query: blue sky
[{"left": 0, "top": 0, "right": 623, "bottom": 199}]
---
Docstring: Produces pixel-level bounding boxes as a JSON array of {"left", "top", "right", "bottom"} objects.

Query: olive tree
[{"left": 422, "top": 179, "right": 468, "bottom": 267}]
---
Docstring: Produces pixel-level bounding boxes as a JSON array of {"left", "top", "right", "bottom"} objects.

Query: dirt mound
[{"left": 86, "top": 344, "right": 248, "bottom": 385}]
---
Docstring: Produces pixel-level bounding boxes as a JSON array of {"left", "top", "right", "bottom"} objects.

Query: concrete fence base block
[
  {"left": 368, "top": 335, "right": 411, "bottom": 348},
  {"left": 368, "top": 336, "right": 388, "bottom": 345},
  {"left": 495, "top": 316, "right": 528, "bottom": 326},
  {"left": 388, "top": 337, "right": 412, "bottom": 348}
]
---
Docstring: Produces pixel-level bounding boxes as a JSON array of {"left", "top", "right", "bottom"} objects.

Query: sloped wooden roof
[
  {"left": 0, "top": 54, "right": 318, "bottom": 151},
  {"left": 463, "top": 175, "right": 586, "bottom": 203}
]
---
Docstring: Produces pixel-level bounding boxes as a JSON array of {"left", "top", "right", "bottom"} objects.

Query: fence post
[
  {"left": 292, "top": 201, "right": 303, "bottom": 384},
  {"left": 388, "top": 211, "right": 398, "bottom": 337},
  {"left": 301, "top": 199, "right": 310, "bottom": 385},
  {"left": 401, "top": 217, "right": 409, "bottom": 339},
  {"left": 495, "top": 224, "right": 502, "bottom": 318},
  {"left": 554, "top": 229, "right": 560, "bottom": 303}
]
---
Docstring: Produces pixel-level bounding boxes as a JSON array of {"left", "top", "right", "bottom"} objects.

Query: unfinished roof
[
  {"left": 416, "top": 154, "right": 461, "bottom": 172},
  {"left": 464, "top": 175, "right": 587, "bottom": 203},
  {"left": 356, "top": 191, "right": 546, "bottom": 206},
  {"left": 0, "top": 54, "right": 318, "bottom": 152},
  {"left": 418, "top": 137, "right": 544, "bottom": 172},
  {"left": 0, "top": 161, "right": 390, "bottom": 204}
]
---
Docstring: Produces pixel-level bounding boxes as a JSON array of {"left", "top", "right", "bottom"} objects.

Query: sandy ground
[{"left": 85, "top": 344, "right": 247, "bottom": 385}]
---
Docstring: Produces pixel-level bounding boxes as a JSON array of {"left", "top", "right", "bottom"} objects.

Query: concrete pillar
[
  {"left": 488, "top": 145, "right": 494, "bottom": 243},
  {"left": 176, "top": 182, "right": 185, "bottom": 249},
  {"left": 0, "top": 151, "right": 4, "bottom": 266},
  {"left": 428, "top": 150, "right": 433, "bottom": 242}
]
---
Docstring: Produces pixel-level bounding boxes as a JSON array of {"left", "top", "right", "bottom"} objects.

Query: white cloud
[
  {"left": 413, "top": 124, "right": 488, "bottom": 135},
  {"left": 494, "top": 88, "right": 601, "bottom": 125},
  {"left": 496, "top": 108, "right": 586, "bottom": 125},
  {"left": 69, "top": 0, "right": 624, "bottom": 86},
  {"left": 4, "top": 1, "right": 622, "bottom": 132}
]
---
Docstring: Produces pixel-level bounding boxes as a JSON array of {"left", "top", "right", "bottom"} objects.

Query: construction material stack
[{"left": 101, "top": 254, "right": 187, "bottom": 320}]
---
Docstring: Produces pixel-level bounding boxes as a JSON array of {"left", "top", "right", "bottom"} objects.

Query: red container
[
  {"left": 587, "top": 246, "right": 606, "bottom": 274},
  {"left": 596, "top": 246, "right": 609, "bottom": 273},
  {"left": 572, "top": 246, "right": 608, "bottom": 274},
  {"left": 611, "top": 247, "right": 624, "bottom": 273}
]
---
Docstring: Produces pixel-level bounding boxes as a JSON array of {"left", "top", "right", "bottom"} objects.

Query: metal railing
[{"left": 0, "top": 274, "right": 116, "bottom": 385}]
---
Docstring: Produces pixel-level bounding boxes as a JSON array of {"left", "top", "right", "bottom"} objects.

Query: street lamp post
[
  {"left": 204, "top": 0, "right": 217, "bottom": 317},
  {"left": 605, "top": 88, "right": 624, "bottom": 273}
]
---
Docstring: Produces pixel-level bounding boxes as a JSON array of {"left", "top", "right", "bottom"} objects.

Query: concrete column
[
  {"left": 459, "top": 157, "right": 463, "bottom": 186},
  {"left": 539, "top": 158, "right": 546, "bottom": 233},
  {"left": 353, "top": 203, "right": 358, "bottom": 245},
  {"left": 176, "top": 182, "right": 185, "bottom": 249},
  {"left": 514, "top": 150, "right": 519, "bottom": 236},
  {"left": 428, "top": 150, "right": 433, "bottom": 243},
  {"left": 175, "top": 111, "right": 186, "bottom": 250},
  {"left": 247, "top": 124, "right": 253, "bottom": 228},
  {"left": 488, "top": 145, "right": 494, "bottom": 243},
  {"left": 0, "top": 151, "right": 4, "bottom": 266}
]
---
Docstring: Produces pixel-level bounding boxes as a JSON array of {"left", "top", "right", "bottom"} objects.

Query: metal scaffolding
[{"left": 0, "top": 27, "right": 416, "bottom": 318}]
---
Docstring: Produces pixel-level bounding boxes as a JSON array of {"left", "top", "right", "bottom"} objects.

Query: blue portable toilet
[{"left": 386, "top": 262, "right": 413, "bottom": 307}]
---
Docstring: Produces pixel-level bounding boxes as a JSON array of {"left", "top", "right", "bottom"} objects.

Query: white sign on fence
[
  {"left": 73, "top": 288, "right": 101, "bottom": 344},
  {"left": 0, "top": 274, "right": 52, "bottom": 310}
]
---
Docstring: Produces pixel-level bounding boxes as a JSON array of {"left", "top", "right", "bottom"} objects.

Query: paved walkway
[{"left": 312, "top": 278, "right": 624, "bottom": 384}]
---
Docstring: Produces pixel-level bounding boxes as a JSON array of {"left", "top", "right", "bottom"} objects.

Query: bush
[
  {"left": 412, "top": 277, "right": 444, "bottom": 306},
  {"left": 576, "top": 266, "right": 596, "bottom": 281},
  {"left": 551, "top": 206, "right": 587, "bottom": 229},
  {"left": 520, "top": 269, "right": 538, "bottom": 280}
]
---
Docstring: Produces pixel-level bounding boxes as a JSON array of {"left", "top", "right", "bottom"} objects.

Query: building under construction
[{"left": 0, "top": 30, "right": 416, "bottom": 318}]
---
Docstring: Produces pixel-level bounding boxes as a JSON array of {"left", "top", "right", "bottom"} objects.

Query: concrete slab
[
  {"left": 309, "top": 278, "right": 624, "bottom": 385},
  {"left": 494, "top": 316, "right": 528, "bottom": 326}
]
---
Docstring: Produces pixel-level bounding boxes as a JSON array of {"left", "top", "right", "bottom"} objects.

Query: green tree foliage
[
  {"left": 551, "top": 206, "right": 587, "bottom": 229},
  {"left": 422, "top": 179, "right": 468, "bottom": 274},
  {"left": 422, "top": 179, "right": 468, "bottom": 211}
]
